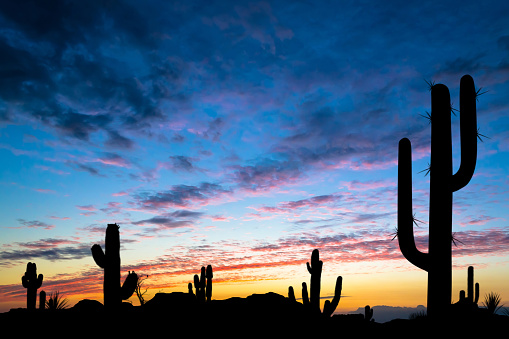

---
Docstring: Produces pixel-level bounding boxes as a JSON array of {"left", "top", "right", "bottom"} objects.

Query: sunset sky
[{"left": 1, "top": 0, "right": 509, "bottom": 314}]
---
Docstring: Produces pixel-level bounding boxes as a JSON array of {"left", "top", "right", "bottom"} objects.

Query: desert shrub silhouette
[{"left": 397, "top": 75, "right": 480, "bottom": 320}]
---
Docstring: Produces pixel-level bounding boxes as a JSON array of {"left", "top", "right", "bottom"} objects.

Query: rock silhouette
[{"left": 397, "top": 74, "right": 479, "bottom": 320}]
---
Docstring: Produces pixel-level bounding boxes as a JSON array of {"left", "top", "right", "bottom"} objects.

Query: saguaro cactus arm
[
  {"left": 205, "top": 265, "right": 213, "bottom": 302},
  {"left": 397, "top": 138, "right": 429, "bottom": 272},
  {"left": 451, "top": 75, "right": 478, "bottom": 192},
  {"left": 120, "top": 271, "right": 138, "bottom": 300},
  {"left": 302, "top": 282, "right": 309, "bottom": 306},
  {"left": 91, "top": 244, "right": 106, "bottom": 268},
  {"left": 323, "top": 276, "right": 342, "bottom": 317}
]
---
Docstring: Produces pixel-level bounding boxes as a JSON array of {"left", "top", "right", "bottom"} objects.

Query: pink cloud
[
  {"left": 34, "top": 188, "right": 56, "bottom": 194},
  {"left": 76, "top": 205, "right": 97, "bottom": 211},
  {"left": 342, "top": 179, "right": 396, "bottom": 191}
]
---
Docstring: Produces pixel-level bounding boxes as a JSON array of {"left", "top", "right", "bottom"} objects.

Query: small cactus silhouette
[
  {"left": 39, "top": 290, "right": 46, "bottom": 311},
  {"left": 21, "top": 262, "right": 43, "bottom": 310},
  {"left": 457, "top": 266, "right": 479, "bottom": 306},
  {"left": 91, "top": 223, "right": 138, "bottom": 309},
  {"left": 364, "top": 305, "right": 374, "bottom": 322},
  {"left": 191, "top": 265, "right": 213, "bottom": 302}
]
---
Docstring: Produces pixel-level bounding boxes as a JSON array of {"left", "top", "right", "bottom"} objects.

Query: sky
[{"left": 1, "top": 0, "right": 509, "bottom": 315}]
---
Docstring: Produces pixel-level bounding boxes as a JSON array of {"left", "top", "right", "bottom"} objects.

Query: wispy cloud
[{"left": 12, "top": 219, "right": 55, "bottom": 230}]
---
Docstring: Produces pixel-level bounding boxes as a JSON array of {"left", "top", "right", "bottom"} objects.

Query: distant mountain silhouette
[{"left": 349, "top": 305, "right": 427, "bottom": 323}]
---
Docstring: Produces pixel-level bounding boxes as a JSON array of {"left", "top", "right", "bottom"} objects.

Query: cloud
[
  {"left": 253, "top": 194, "right": 342, "bottom": 215},
  {"left": 168, "top": 155, "right": 196, "bottom": 172},
  {"left": 227, "top": 157, "right": 305, "bottom": 193},
  {"left": 14, "top": 219, "right": 55, "bottom": 230},
  {"left": 95, "top": 152, "right": 132, "bottom": 168},
  {"left": 133, "top": 210, "right": 204, "bottom": 231},
  {"left": 0, "top": 238, "right": 90, "bottom": 264},
  {"left": 76, "top": 205, "right": 97, "bottom": 212},
  {"left": 132, "top": 182, "right": 232, "bottom": 211}
]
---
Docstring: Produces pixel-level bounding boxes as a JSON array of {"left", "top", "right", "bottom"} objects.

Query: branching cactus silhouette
[
  {"left": 297, "top": 249, "right": 342, "bottom": 317},
  {"left": 21, "top": 262, "right": 43, "bottom": 310},
  {"left": 457, "top": 266, "right": 479, "bottom": 306},
  {"left": 192, "top": 265, "right": 213, "bottom": 302},
  {"left": 397, "top": 75, "right": 479, "bottom": 319},
  {"left": 364, "top": 305, "right": 374, "bottom": 322},
  {"left": 91, "top": 223, "right": 138, "bottom": 309}
]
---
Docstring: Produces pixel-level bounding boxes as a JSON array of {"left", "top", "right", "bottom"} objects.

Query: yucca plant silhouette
[
  {"left": 397, "top": 75, "right": 480, "bottom": 320},
  {"left": 483, "top": 292, "right": 503, "bottom": 315},
  {"left": 21, "top": 262, "right": 43, "bottom": 310},
  {"left": 91, "top": 223, "right": 138, "bottom": 310},
  {"left": 46, "top": 291, "right": 69, "bottom": 310}
]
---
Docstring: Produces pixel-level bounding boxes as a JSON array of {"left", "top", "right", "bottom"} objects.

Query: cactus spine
[
  {"left": 21, "top": 262, "right": 43, "bottom": 310},
  {"left": 397, "top": 75, "right": 478, "bottom": 319},
  {"left": 91, "top": 223, "right": 138, "bottom": 310}
]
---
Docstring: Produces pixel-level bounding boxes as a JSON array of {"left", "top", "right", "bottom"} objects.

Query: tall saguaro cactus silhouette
[
  {"left": 300, "top": 249, "right": 342, "bottom": 317},
  {"left": 397, "top": 75, "right": 478, "bottom": 319},
  {"left": 91, "top": 223, "right": 138, "bottom": 309},
  {"left": 21, "top": 262, "right": 43, "bottom": 310}
]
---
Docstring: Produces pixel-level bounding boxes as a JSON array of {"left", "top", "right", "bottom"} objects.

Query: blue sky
[{"left": 1, "top": 0, "right": 508, "bottom": 312}]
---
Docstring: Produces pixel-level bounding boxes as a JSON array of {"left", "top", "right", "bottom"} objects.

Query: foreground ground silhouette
[{"left": 2, "top": 293, "right": 509, "bottom": 336}]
